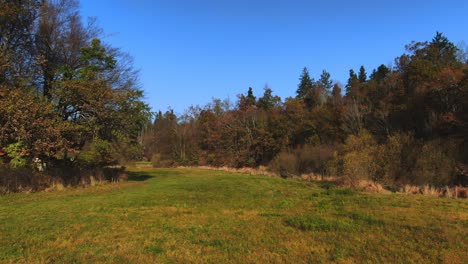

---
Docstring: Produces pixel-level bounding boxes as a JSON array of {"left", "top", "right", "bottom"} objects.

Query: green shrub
[
  {"left": 4, "top": 142, "right": 28, "bottom": 169},
  {"left": 79, "top": 139, "right": 118, "bottom": 167}
]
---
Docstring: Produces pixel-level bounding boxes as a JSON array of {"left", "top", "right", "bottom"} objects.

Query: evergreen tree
[
  {"left": 370, "top": 64, "right": 391, "bottom": 82},
  {"left": 247, "top": 87, "right": 256, "bottom": 102},
  {"left": 296, "top": 67, "right": 315, "bottom": 99},
  {"left": 426, "top": 32, "right": 458, "bottom": 67},
  {"left": 257, "top": 85, "right": 280, "bottom": 110},
  {"left": 239, "top": 87, "right": 257, "bottom": 110},
  {"left": 358, "top": 66, "right": 367, "bottom": 83},
  {"left": 316, "top": 70, "right": 333, "bottom": 104},
  {"left": 318, "top": 70, "right": 333, "bottom": 91},
  {"left": 346, "top": 69, "right": 358, "bottom": 96}
]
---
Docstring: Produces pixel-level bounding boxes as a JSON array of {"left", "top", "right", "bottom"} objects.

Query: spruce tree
[
  {"left": 296, "top": 67, "right": 314, "bottom": 99},
  {"left": 345, "top": 69, "right": 358, "bottom": 96},
  {"left": 358, "top": 65, "right": 367, "bottom": 83}
]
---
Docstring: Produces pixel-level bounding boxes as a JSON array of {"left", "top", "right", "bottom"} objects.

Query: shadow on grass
[{"left": 127, "top": 172, "right": 154, "bottom": 182}]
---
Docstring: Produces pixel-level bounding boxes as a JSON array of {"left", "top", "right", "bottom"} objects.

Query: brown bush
[
  {"left": 268, "top": 151, "right": 298, "bottom": 178},
  {"left": 268, "top": 144, "right": 336, "bottom": 178},
  {"left": 296, "top": 145, "right": 335, "bottom": 175},
  {"left": 151, "top": 153, "right": 175, "bottom": 168},
  {"left": 378, "top": 133, "right": 420, "bottom": 185},
  {"left": 412, "top": 139, "right": 459, "bottom": 186},
  {"left": 341, "top": 131, "right": 379, "bottom": 184}
]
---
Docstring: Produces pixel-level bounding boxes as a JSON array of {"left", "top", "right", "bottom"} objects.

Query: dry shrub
[
  {"left": 341, "top": 131, "right": 379, "bottom": 184},
  {"left": 378, "top": 133, "right": 419, "bottom": 185},
  {"left": 268, "top": 152, "right": 297, "bottom": 178},
  {"left": 343, "top": 149, "right": 379, "bottom": 184},
  {"left": 0, "top": 167, "right": 47, "bottom": 193},
  {"left": 268, "top": 144, "right": 336, "bottom": 178},
  {"left": 401, "top": 184, "right": 420, "bottom": 195},
  {"left": 333, "top": 132, "right": 461, "bottom": 189},
  {"left": 296, "top": 145, "right": 335, "bottom": 175},
  {"left": 412, "top": 139, "right": 458, "bottom": 186},
  {"left": 398, "top": 184, "right": 468, "bottom": 198},
  {"left": 454, "top": 186, "right": 467, "bottom": 198},
  {"left": 194, "top": 166, "right": 273, "bottom": 177},
  {"left": 420, "top": 185, "right": 440, "bottom": 197},
  {"left": 151, "top": 154, "right": 174, "bottom": 168}
]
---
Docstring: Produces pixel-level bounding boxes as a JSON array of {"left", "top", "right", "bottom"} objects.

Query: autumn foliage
[{"left": 144, "top": 32, "right": 468, "bottom": 188}]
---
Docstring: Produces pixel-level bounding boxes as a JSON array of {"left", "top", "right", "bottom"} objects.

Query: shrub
[
  {"left": 4, "top": 142, "right": 28, "bottom": 169},
  {"left": 412, "top": 139, "right": 458, "bottom": 186},
  {"left": 343, "top": 148, "right": 378, "bottom": 183},
  {"left": 78, "top": 139, "right": 118, "bottom": 167},
  {"left": 269, "top": 144, "right": 336, "bottom": 178},
  {"left": 296, "top": 145, "right": 335, "bottom": 176},
  {"left": 341, "top": 131, "right": 379, "bottom": 184},
  {"left": 151, "top": 153, "right": 174, "bottom": 168},
  {"left": 269, "top": 151, "right": 298, "bottom": 178},
  {"left": 378, "top": 133, "right": 420, "bottom": 185}
]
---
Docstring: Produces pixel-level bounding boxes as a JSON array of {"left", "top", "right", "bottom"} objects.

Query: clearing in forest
[{"left": 0, "top": 168, "right": 466, "bottom": 263}]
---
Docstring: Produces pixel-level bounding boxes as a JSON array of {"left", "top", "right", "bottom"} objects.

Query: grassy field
[{"left": 0, "top": 168, "right": 467, "bottom": 263}]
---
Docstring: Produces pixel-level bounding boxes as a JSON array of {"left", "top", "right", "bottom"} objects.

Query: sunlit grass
[{"left": 0, "top": 168, "right": 467, "bottom": 263}]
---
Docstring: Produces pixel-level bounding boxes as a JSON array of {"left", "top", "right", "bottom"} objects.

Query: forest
[
  {"left": 1, "top": 0, "right": 468, "bottom": 193},
  {"left": 143, "top": 32, "right": 468, "bottom": 189}
]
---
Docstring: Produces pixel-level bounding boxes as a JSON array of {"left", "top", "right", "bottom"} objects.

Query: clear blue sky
[{"left": 80, "top": 0, "right": 468, "bottom": 114}]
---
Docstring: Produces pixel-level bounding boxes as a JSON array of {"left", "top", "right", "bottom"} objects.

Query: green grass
[{"left": 0, "top": 168, "right": 467, "bottom": 263}]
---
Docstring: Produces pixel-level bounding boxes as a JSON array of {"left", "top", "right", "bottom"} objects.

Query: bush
[
  {"left": 341, "top": 131, "right": 379, "bottom": 184},
  {"left": 334, "top": 131, "right": 461, "bottom": 188},
  {"left": 296, "top": 145, "right": 335, "bottom": 176},
  {"left": 268, "top": 144, "right": 336, "bottom": 178},
  {"left": 343, "top": 147, "right": 378, "bottom": 183},
  {"left": 151, "top": 153, "right": 174, "bottom": 168},
  {"left": 269, "top": 151, "right": 298, "bottom": 178},
  {"left": 378, "top": 133, "right": 420, "bottom": 185},
  {"left": 4, "top": 142, "right": 28, "bottom": 169},
  {"left": 412, "top": 139, "right": 458, "bottom": 186},
  {"left": 78, "top": 139, "right": 118, "bottom": 167}
]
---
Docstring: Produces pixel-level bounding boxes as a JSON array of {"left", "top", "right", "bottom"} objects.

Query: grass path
[{"left": 0, "top": 168, "right": 467, "bottom": 263}]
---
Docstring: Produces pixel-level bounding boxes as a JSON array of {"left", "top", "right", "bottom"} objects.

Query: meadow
[{"left": 0, "top": 168, "right": 466, "bottom": 263}]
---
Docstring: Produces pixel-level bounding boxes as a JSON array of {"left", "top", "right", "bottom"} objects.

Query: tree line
[
  {"left": 144, "top": 32, "right": 468, "bottom": 187},
  {"left": 0, "top": 0, "right": 150, "bottom": 191}
]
